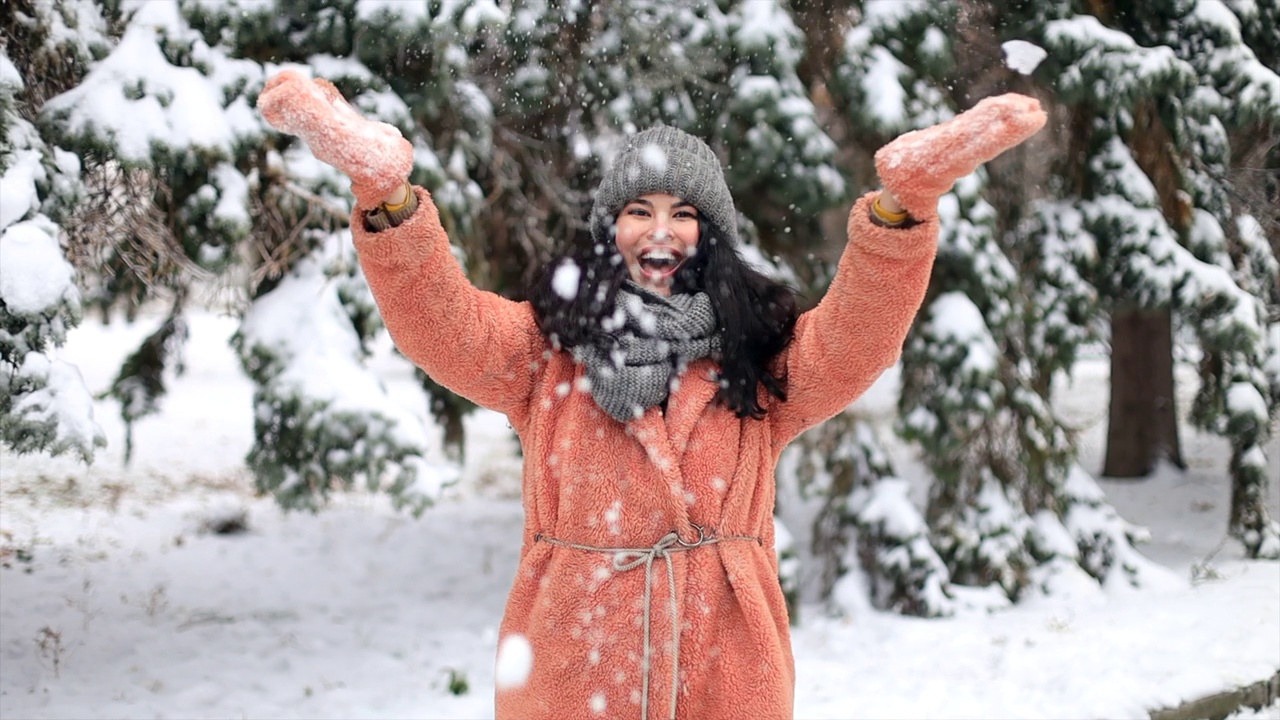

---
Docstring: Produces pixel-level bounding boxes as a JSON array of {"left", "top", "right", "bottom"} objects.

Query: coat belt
[{"left": 534, "top": 524, "right": 760, "bottom": 720}]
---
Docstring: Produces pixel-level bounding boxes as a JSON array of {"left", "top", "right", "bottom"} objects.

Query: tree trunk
[{"left": 1103, "top": 307, "right": 1184, "bottom": 477}]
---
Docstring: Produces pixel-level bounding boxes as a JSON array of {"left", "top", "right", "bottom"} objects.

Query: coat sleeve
[
  {"left": 351, "top": 187, "right": 544, "bottom": 426},
  {"left": 768, "top": 192, "right": 938, "bottom": 450}
]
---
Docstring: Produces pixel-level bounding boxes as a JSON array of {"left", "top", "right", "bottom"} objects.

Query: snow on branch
[
  {"left": 233, "top": 236, "right": 456, "bottom": 514},
  {"left": 0, "top": 218, "right": 105, "bottom": 462}
]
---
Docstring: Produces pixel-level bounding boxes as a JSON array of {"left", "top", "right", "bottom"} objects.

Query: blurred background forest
[{"left": 2, "top": 0, "right": 1278, "bottom": 616}]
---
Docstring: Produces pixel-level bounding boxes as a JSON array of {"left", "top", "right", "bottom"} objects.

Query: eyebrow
[{"left": 626, "top": 199, "right": 698, "bottom": 210}]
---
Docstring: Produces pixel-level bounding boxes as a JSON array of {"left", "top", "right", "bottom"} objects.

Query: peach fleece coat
[{"left": 351, "top": 189, "right": 938, "bottom": 720}]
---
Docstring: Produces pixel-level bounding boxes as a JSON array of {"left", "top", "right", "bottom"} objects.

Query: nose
[{"left": 649, "top": 212, "right": 673, "bottom": 238}]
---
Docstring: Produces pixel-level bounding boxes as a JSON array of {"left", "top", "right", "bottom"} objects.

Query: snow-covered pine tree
[
  {"left": 824, "top": 0, "right": 1161, "bottom": 604},
  {"left": 782, "top": 410, "right": 954, "bottom": 618},
  {"left": 1, "top": 0, "right": 450, "bottom": 511},
  {"left": 351, "top": 0, "right": 496, "bottom": 260},
  {"left": 33, "top": 0, "right": 260, "bottom": 454},
  {"left": 1010, "top": 193, "right": 1159, "bottom": 588},
  {"left": 485, "top": 0, "right": 733, "bottom": 263},
  {"left": 352, "top": 0, "right": 501, "bottom": 462},
  {"left": 900, "top": 177, "right": 1037, "bottom": 599},
  {"left": 1028, "top": 0, "right": 1280, "bottom": 559},
  {"left": 695, "top": 0, "right": 875, "bottom": 617},
  {"left": 1164, "top": 0, "right": 1280, "bottom": 559},
  {"left": 179, "top": 0, "right": 457, "bottom": 511},
  {"left": 829, "top": 0, "right": 1045, "bottom": 602},
  {"left": 1, "top": 0, "right": 107, "bottom": 463},
  {"left": 756, "top": 0, "right": 957, "bottom": 612},
  {"left": 231, "top": 235, "right": 457, "bottom": 515},
  {"left": 721, "top": 0, "right": 845, "bottom": 265}
]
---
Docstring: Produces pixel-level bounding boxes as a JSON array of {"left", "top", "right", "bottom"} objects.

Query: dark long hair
[{"left": 529, "top": 216, "right": 798, "bottom": 419}]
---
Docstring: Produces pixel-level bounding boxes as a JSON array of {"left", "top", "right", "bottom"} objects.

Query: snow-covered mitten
[
  {"left": 256, "top": 69, "right": 413, "bottom": 208},
  {"left": 875, "top": 93, "right": 1046, "bottom": 220}
]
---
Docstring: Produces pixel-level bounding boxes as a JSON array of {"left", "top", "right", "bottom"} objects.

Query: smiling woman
[
  {"left": 256, "top": 70, "right": 1045, "bottom": 720},
  {"left": 527, "top": 125, "right": 802, "bottom": 423},
  {"left": 614, "top": 194, "right": 700, "bottom": 296}
]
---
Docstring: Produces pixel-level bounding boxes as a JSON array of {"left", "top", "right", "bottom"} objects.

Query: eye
[
  {"left": 674, "top": 209, "right": 698, "bottom": 220},
  {"left": 625, "top": 206, "right": 651, "bottom": 217}
]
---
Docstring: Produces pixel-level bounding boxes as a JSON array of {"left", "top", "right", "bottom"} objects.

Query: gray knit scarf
[{"left": 573, "top": 283, "right": 720, "bottom": 422}]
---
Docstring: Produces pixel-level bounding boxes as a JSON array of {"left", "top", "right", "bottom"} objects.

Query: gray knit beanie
[{"left": 591, "top": 125, "right": 737, "bottom": 246}]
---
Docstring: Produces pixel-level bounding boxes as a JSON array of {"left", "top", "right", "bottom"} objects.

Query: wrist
[
  {"left": 872, "top": 192, "right": 910, "bottom": 225},
  {"left": 364, "top": 183, "right": 420, "bottom": 232},
  {"left": 876, "top": 190, "right": 904, "bottom": 214},
  {"left": 381, "top": 181, "right": 412, "bottom": 210}
]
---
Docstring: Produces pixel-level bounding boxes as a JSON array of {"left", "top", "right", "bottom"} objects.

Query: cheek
[
  {"left": 678, "top": 225, "right": 701, "bottom": 252},
  {"left": 613, "top": 221, "right": 641, "bottom": 256}
]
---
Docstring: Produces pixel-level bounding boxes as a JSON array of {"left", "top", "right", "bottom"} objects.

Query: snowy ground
[{"left": 1, "top": 308, "right": 1278, "bottom": 720}]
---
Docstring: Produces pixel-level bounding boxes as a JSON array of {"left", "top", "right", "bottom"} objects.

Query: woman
[{"left": 258, "top": 70, "right": 1044, "bottom": 720}]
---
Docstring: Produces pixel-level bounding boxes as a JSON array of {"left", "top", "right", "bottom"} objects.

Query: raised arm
[
  {"left": 768, "top": 195, "right": 937, "bottom": 445},
  {"left": 770, "top": 93, "right": 1047, "bottom": 447},
  {"left": 258, "top": 70, "right": 543, "bottom": 423},
  {"left": 350, "top": 188, "right": 543, "bottom": 421}
]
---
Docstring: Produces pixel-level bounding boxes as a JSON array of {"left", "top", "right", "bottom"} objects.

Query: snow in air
[
  {"left": 640, "top": 143, "right": 668, "bottom": 173},
  {"left": 494, "top": 634, "right": 533, "bottom": 689},
  {"left": 1002, "top": 40, "right": 1048, "bottom": 75},
  {"left": 552, "top": 260, "right": 581, "bottom": 300}
]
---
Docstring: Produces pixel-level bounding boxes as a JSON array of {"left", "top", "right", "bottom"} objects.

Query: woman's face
[{"left": 613, "top": 193, "right": 701, "bottom": 296}]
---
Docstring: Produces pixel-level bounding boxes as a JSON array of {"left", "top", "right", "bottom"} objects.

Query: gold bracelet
[
  {"left": 873, "top": 195, "right": 910, "bottom": 224},
  {"left": 380, "top": 181, "right": 413, "bottom": 213}
]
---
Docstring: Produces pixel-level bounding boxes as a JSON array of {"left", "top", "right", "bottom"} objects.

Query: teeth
[{"left": 641, "top": 249, "right": 678, "bottom": 261}]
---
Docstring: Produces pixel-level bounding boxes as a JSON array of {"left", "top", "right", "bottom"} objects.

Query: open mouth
[{"left": 638, "top": 247, "right": 684, "bottom": 278}]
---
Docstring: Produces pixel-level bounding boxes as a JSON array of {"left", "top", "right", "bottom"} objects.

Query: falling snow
[
  {"left": 552, "top": 260, "right": 581, "bottom": 300},
  {"left": 1002, "top": 40, "right": 1048, "bottom": 75},
  {"left": 494, "top": 634, "right": 534, "bottom": 690}
]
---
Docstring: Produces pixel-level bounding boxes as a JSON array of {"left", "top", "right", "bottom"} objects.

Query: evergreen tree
[
  {"left": 1, "top": 1, "right": 107, "bottom": 463},
  {"left": 721, "top": 0, "right": 845, "bottom": 266},
  {"left": 199, "top": 0, "right": 499, "bottom": 467},
  {"left": 35, "top": 0, "right": 258, "bottom": 450},
  {"left": 1168, "top": 0, "right": 1280, "bottom": 560},
  {"left": 193, "top": 0, "right": 462, "bottom": 512},
  {"left": 9, "top": 0, "right": 1269, "bottom": 599},
  {"left": 785, "top": 410, "right": 954, "bottom": 618},
  {"left": 9, "top": 0, "right": 454, "bottom": 511},
  {"left": 899, "top": 178, "right": 1036, "bottom": 599},
  {"left": 0, "top": 215, "right": 105, "bottom": 463},
  {"left": 1027, "top": 0, "right": 1280, "bottom": 559},
  {"left": 825, "top": 0, "right": 1163, "bottom": 605},
  {"left": 231, "top": 235, "right": 454, "bottom": 515}
]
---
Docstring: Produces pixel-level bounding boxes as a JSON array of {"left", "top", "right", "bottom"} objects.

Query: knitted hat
[{"left": 591, "top": 125, "right": 737, "bottom": 246}]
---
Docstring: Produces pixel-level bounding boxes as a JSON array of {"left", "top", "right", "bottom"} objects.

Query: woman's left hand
[{"left": 875, "top": 93, "right": 1047, "bottom": 220}]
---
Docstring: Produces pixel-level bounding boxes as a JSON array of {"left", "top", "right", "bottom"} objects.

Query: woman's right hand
[{"left": 257, "top": 69, "right": 413, "bottom": 209}]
